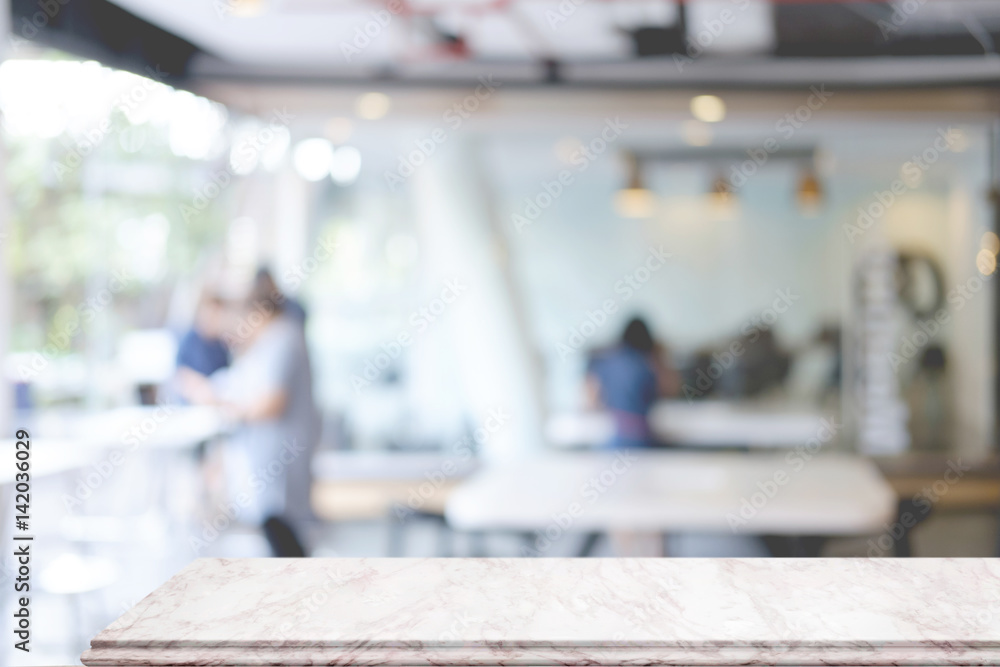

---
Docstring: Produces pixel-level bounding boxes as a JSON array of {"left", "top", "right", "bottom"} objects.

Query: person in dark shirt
[
  {"left": 175, "top": 290, "right": 231, "bottom": 403},
  {"left": 586, "top": 317, "right": 677, "bottom": 448},
  {"left": 177, "top": 329, "right": 229, "bottom": 377}
]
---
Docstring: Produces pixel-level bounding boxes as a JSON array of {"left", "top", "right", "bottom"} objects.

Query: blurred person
[
  {"left": 816, "top": 324, "right": 842, "bottom": 399},
  {"left": 175, "top": 288, "right": 231, "bottom": 404},
  {"left": 253, "top": 266, "right": 307, "bottom": 325},
  {"left": 587, "top": 317, "right": 678, "bottom": 556},
  {"left": 737, "top": 328, "right": 791, "bottom": 397},
  {"left": 192, "top": 271, "right": 320, "bottom": 555},
  {"left": 586, "top": 316, "right": 677, "bottom": 448}
]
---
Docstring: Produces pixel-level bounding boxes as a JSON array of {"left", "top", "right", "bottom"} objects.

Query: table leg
[
  {"left": 435, "top": 515, "right": 453, "bottom": 557},
  {"left": 996, "top": 510, "right": 1000, "bottom": 558},
  {"left": 468, "top": 531, "right": 487, "bottom": 557},
  {"left": 387, "top": 516, "right": 405, "bottom": 556},
  {"left": 894, "top": 498, "right": 933, "bottom": 557},
  {"left": 577, "top": 531, "right": 603, "bottom": 557},
  {"left": 761, "top": 535, "right": 827, "bottom": 557}
]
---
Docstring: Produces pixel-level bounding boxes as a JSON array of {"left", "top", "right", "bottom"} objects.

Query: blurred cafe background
[{"left": 2, "top": 0, "right": 1000, "bottom": 662}]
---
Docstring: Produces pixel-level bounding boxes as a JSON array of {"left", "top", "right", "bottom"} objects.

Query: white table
[
  {"left": 0, "top": 437, "right": 108, "bottom": 485},
  {"left": 5, "top": 406, "right": 231, "bottom": 545},
  {"left": 82, "top": 557, "right": 1000, "bottom": 666},
  {"left": 445, "top": 451, "right": 896, "bottom": 553},
  {"left": 312, "top": 450, "right": 479, "bottom": 481},
  {"left": 311, "top": 451, "right": 480, "bottom": 555},
  {"left": 547, "top": 400, "right": 833, "bottom": 448},
  {"left": 27, "top": 405, "right": 229, "bottom": 451}
]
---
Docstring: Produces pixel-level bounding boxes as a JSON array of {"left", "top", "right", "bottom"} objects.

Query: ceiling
[{"left": 13, "top": 0, "right": 1000, "bottom": 88}]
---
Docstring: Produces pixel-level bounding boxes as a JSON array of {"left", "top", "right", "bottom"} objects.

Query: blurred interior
[{"left": 2, "top": 0, "right": 1000, "bottom": 663}]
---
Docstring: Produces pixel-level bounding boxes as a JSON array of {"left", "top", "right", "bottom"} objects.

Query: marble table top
[
  {"left": 446, "top": 451, "right": 896, "bottom": 535},
  {"left": 83, "top": 557, "right": 1000, "bottom": 666}
]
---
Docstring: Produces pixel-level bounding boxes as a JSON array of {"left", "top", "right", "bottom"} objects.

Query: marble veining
[{"left": 83, "top": 557, "right": 1000, "bottom": 665}]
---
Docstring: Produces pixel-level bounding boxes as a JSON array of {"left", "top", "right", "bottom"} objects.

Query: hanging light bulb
[
  {"left": 690, "top": 95, "right": 726, "bottom": 123},
  {"left": 797, "top": 167, "right": 823, "bottom": 217},
  {"left": 614, "top": 152, "right": 655, "bottom": 219}
]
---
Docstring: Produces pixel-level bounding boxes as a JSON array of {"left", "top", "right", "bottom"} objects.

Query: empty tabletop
[
  {"left": 445, "top": 451, "right": 896, "bottom": 535},
  {"left": 83, "top": 557, "right": 1000, "bottom": 666}
]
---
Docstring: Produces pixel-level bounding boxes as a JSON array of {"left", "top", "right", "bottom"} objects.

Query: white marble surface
[
  {"left": 83, "top": 557, "right": 1000, "bottom": 666},
  {"left": 446, "top": 451, "right": 896, "bottom": 535}
]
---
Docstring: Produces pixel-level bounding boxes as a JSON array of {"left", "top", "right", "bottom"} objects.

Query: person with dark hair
[
  {"left": 586, "top": 316, "right": 676, "bottom": 448},
  {"left": 253, "top": 267, "right": 307, "bottom": 325},
  {"left": 622, "top": 318, "right": 655, "bottom": 354}
]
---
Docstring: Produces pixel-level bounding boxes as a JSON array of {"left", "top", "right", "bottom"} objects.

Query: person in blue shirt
[
  {"left": 175, "top": 289, "right": 231, "bottom": 403},
  {"left": 586, "top": 317, "right": 676, "bottom": 448}
]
